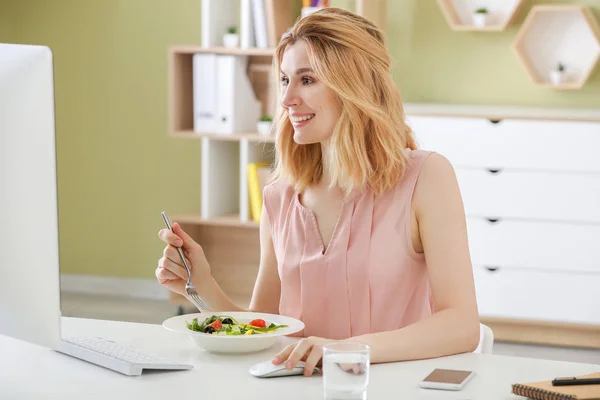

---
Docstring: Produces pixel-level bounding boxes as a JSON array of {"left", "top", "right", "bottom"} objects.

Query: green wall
[
  {"left": 0, "top": 0, "right": 202, "bottom": 278},
  {"left": 0, "top": 7, "right": 12, "bottom": 39},
  {"left": 1, "top": 0, "right": 599, "bottom": 279}
]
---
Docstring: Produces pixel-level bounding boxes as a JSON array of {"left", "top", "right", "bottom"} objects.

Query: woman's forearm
[
  {"left": 346, "top": 308, "right": 480, "bottom": 364},
  {"left": 194, "top": 274, "right": 249, "bottom": 312}
]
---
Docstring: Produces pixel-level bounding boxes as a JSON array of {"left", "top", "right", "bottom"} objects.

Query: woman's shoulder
[
  {"left": 414, "top": 151, "right": 455, "bottom": 181},
  {"left": 263, "top": 177, "right": 294, "bottom": 196},
  {"left": 395, "top": 148, "right": 456, "bottom": 197},
  {"left": 406, "top": 147, "right": 435, "bottom": 162},
  {"left": 262, "top": 178, "right": 296, "bottom": 212},
  {"left": 411, "top": 150, "right": 461, "bottom": 213},
  {"left": 405, "top": 148, "right": 453, "bottom": 175}
]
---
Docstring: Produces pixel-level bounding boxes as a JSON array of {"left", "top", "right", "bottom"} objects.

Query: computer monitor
[
  {"left": 0, "top": 43, "right": 193, "bottom": 375},
  {"left": 0, "top": 42, "right": 62, "bottom": 349}
]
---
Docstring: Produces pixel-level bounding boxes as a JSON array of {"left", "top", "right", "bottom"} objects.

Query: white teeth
[{"left": 291, "top": 114, "right": 315, "bottom": 123}]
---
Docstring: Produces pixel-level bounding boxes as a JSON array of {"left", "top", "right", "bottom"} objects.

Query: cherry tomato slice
[{"left": 249, "top": 319, "right": 266, "bottom": 328}]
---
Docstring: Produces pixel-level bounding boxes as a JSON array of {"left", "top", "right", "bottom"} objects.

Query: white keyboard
[{"left": 58, "top": 336, "right": 194, "bottom": 376}]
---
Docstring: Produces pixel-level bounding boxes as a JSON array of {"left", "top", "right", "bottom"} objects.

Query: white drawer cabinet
[
  {"left": 407, "top": 109, "right": 600, "bottom": 331},
  {"left": 473, "top": 267, "right": 600, "bottom": 325},
  {"left": 456, "top": 169, "right": 600, "bottom": 223},
  {"left": 467, "top": 218, "right": 600, "bottom": 274},
  {"left": 408, "top": 115, "right": 600, "bottom": 172}
]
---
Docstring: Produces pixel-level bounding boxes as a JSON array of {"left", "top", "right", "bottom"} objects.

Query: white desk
[{"left": 1, "top": 317, "right": 598, "bottom": 399}]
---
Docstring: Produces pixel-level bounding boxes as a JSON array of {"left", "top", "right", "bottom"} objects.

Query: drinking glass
[{"left": 322, "top": 342, "right": 370, "bottom": 400}]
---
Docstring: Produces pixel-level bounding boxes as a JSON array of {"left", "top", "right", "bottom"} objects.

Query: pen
[{"left": 552, "top": 377, "right": 600, "bottom": 386}]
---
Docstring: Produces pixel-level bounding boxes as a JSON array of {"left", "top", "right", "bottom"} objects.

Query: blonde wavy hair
[{"left": 270, "top": 7, "right": 417, "bottom": 196}]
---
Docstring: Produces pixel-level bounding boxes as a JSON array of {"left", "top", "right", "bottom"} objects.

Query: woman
[{"left": 156, "top": 7, "right": 480, "bottom": 376}]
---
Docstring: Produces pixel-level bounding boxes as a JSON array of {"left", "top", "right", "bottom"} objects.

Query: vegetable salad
[{"left": 186, "top": 315, "right": 288, "bottom": 335}]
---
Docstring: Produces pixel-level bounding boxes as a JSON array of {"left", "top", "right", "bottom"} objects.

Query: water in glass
[{"left": 322, "top": 342, "right": 370, "bottom": 400}]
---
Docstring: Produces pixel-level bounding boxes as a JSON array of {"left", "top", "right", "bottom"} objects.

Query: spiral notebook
[{"left": 512, "top": 372, "right": 600, "bottom": 400}]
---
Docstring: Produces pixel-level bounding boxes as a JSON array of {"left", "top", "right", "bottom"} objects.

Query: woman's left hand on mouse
[{"left": 271, "top": 336, "right": 337, "bottom": 377}]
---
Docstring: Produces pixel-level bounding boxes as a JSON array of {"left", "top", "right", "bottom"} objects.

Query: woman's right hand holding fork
[{"left": 156, "top": 222, "right": 211, "bottom": 298}]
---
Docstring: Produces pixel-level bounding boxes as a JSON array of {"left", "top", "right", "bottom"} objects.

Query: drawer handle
[
  {"left": 484, "top": 266, "right": 500, "bottom": 272},
  {"left": 487, "top": 168, "right": 502, "bottom": 174},
  {"left": 486, "top": 217, "right": 501, "bottom": 224},
  {"left": 488, "top": 119, "right": 503, "bottom": 124}
]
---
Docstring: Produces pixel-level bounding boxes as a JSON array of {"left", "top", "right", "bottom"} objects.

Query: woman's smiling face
[{"left": 279, "top": 41, "right": 341, "bottom": 145}]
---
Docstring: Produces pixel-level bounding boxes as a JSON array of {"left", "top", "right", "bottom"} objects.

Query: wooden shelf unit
[
  {"left": 173, "top": 212, "right": 259, "bottom": 229},
  {"left": 437, "top": 0, "right": 525, "bottom": 32},
  {"left": 512, "top": 5, "right": 600, "bottom": 90},
  {"left": 168, "top": 46, "right": 275, "bottom": 140},
  {"left": 167, "top": 221, "right": 260, "bottom": 310},
  {"left": 171, "top": 130, "right": 275, "bottom": 143}
]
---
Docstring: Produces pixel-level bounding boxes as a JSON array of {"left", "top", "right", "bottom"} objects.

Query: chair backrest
[{"left": 473, "top": 323, "right": 494, "bottom": 354}]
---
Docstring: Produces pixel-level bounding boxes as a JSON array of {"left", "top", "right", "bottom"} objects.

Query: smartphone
[{"left": 420, "top": 368, "right": 475, "bottom": 391}]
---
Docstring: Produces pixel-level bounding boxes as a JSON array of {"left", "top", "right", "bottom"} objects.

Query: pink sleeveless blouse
[{"left": 262, "top": 149, "right": 435, "bottom": 340}]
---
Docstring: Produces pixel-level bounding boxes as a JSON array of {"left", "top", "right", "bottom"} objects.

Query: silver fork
[{"left": 161, "top": 211, "right": 209, "bottom": 312}]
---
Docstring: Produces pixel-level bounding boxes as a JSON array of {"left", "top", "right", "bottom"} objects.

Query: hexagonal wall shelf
[
  {"left": 437, "top": 0, "right": 525, "bottom": 31},
  {"left": 513, "top": 5, "right": 600, "bottom": 89}
]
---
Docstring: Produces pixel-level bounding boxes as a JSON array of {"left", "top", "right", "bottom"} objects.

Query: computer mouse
[{"left": 249, "top": 360, "right": 320, "bottom": 378}]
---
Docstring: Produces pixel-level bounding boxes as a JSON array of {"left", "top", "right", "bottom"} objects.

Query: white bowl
[{"left": 162, "top": 311, "right": 304, "bottom": 354}]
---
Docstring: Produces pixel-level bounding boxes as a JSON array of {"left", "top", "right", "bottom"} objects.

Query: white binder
[
  {"left": 214, "top": 55, "right": 262, "bottom": 134},
  {"left": 240, "top": 0, "right": 255, "bottom": 48},
  {"left": 251, "top": 0, "right": 269, "bottom": 49},
  {"left": 192, "top": 53, "right": 218, "bottom": 133}
]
